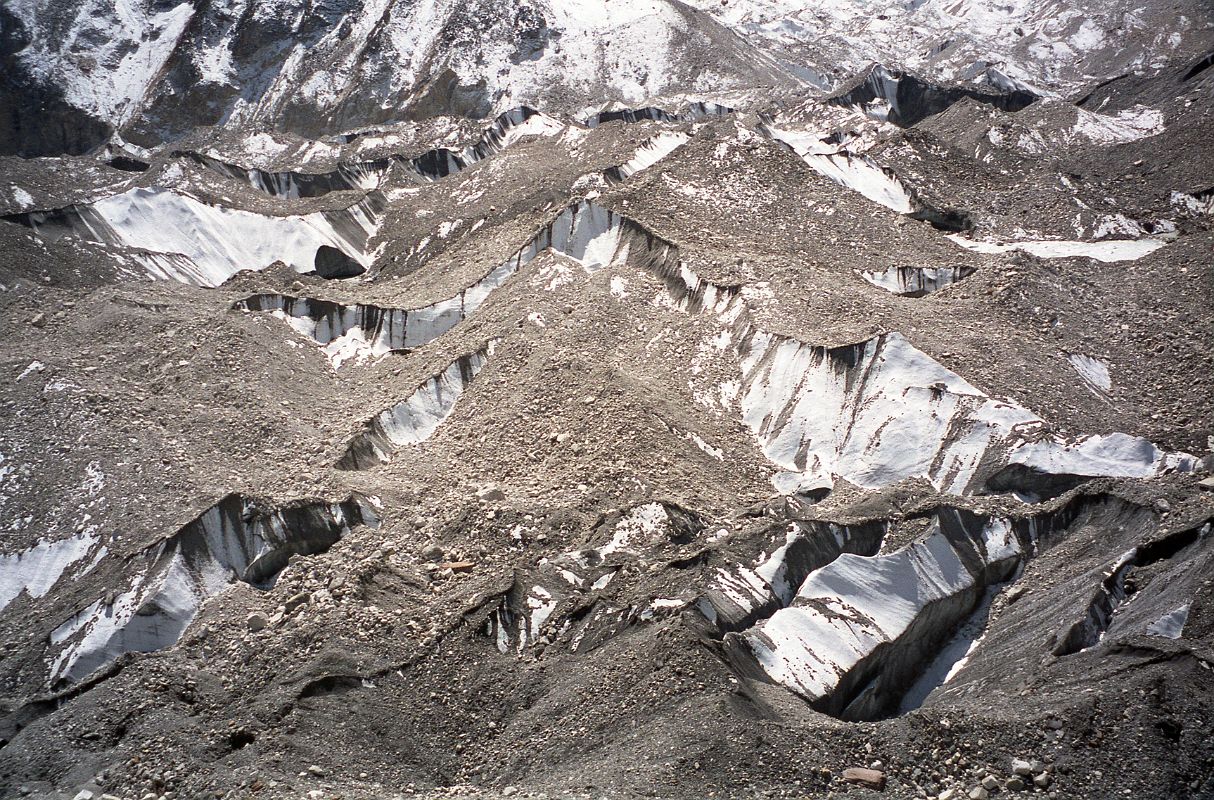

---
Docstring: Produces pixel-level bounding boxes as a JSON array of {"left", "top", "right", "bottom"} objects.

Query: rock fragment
[{"left": 842, "top": 767, "right": 886, "bottom": 790}]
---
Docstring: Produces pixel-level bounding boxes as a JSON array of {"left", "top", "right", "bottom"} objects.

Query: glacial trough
[{"left": 705, "top": 494, "right": 1194, "bottom": 721}]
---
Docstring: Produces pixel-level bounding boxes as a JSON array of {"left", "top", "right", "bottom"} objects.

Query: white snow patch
[
  {"left": 0, "top": 531, "right": 99, "bottom": 612},
  {"left": 1145, "top": 604, "right": 1189, "bottom": 639},
  {"left": 947, "top": 234, "right": 1166, "bottom": 263},
  {"left": 16, "top": 361, "right": 45, "bottom": 381},
  {"left": 687, "top": 432, "right": 724, "bottom": 461},
  {"left": 1073, "top": 106, "right": 1165, "bottom": 145},
  {"left": 1068, "top": 354, "right": 1111, "bottom": 393},
  {"left": 10, "top": 187, "right": 34, "bottom": 208}
]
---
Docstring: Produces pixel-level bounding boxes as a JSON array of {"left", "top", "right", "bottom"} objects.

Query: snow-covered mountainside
[
  {"left": 0, "top": 0, "right": 793, "bottom": 156},
  {"left": 0, "top": 1, "right": 1212, "bottom": 799}
]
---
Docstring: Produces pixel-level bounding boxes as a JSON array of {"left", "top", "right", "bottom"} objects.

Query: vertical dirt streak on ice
[
  {"left": 859, "top": 265, "right": 976, "bottom": 296},
  {"left": 736, "top": 330, "right": 1195, "bottom": 496},
  {"left": 182, "top": 152, "right": 392, "bottom": 200},
  {"left": 737, "top": 331, "right": 1039, "bottom": 494}
]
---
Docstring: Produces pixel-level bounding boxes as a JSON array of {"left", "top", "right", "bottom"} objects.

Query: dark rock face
[
  {"left": 0, "top": 0, "right": 789, "bottom": 155},
  {"left": 0, "top": 6, "right": 112, "bottom": 156},
  {"left": 313, "top": 245, "right": 366, "bottom": 278}
]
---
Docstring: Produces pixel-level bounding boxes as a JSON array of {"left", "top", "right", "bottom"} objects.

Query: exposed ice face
[
  {"left": 859, "top": 265, "right": 975, "bottom": 296},
  {"left": 606, "top": 132, "right": 690, "bottom": 182},
  {"left": 703, "top": 518, "right": 888, "bottom": 632},
  {"left": 898, "top": 579, "right": 1005, "bottom": 712},
  {"left": 739, "top": 331, "right": 1040, "bottom": 494},
  {"left": 947, "top": 234, "right": 1166, "bottom": 263},
  {"left": 238, "top": 267, "right": 508, "bottom": 369},
  {"left": 738, "top": 331, "right": 1195, "bottom": 495},
  {"left": 48, "top": 494, "right": 375, "bottom": 683},
  {"left": 339, "top": 343, "right": 495, "bottom": 469},
  {"left": 1052, "top": 548, "right": 1138, "bottom": 656},
  {"left": 726, "top": 512, "right": 1023, "bottom": 718},
  {"left": 9, "top": 188, "right": 381, "bottom": 286},
  {"left": 824, "top": 64, "right": 1036, "bottom": 126},
  {"left": 239, "top": 199, "right": 642, "bottom": 367},
  {"left": 407, "top": 108, "right": 567, "bottom": 180},
  {"left": 766, "top": 125, "right": 914, "bottom": 214},
  {"left": 0, "top": 530, "right": 100, "bottom": 612}
]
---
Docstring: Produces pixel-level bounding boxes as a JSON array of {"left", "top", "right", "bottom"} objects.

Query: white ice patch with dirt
[
  {"left": 543, "top": 201, "right": 629, "bottom": 272},
  {"left": 948, "top": 233, "right": 1165, "bottom": 263},
  {"left": 1068, "top": 353, "right": 1111, "bottom": 393},
  {"left": 1073, "top": 106, "right": 1165, "bottom": 145},
  {"left": 767, "top": 125, "right": 913, "bottom": 213},
  {"left": 601, "top": 503, "right": 669, "bottom": 556},
  {"left": 612, "top": 132, "right": 690, "bottom": 180},
  {"left": 0, "top": 531, "right": 99, "bottom": 612},
  {"left": 1007, "top": 432, "right": 1195, "bottom": 479},
  {"left": 1145, "top": 604, "right": 1189, "bottom": 639}
]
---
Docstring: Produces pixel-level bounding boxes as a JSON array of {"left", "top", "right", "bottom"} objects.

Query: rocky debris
[{"left": 0, "top": 5, "right": 1209, "bottom": 800}]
